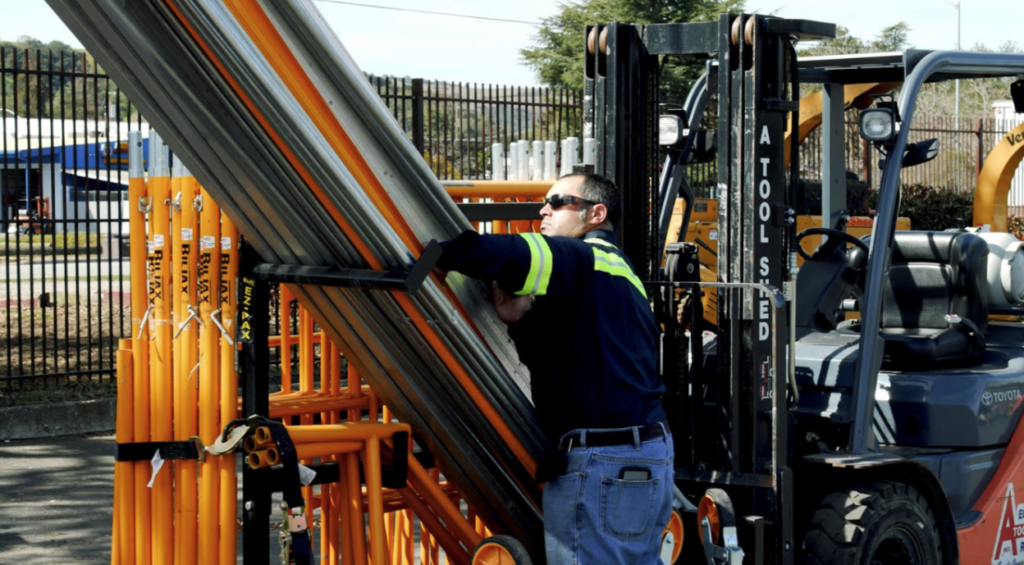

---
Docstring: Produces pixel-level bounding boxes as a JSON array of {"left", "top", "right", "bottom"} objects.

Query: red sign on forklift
[{"left": 993, "top": 482, "right": 1024, "bottom": 564}]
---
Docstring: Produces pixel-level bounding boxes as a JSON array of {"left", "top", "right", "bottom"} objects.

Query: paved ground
[
  {"left": 0, "top": 433, "right": 409, "bottom": 564},
  {"left": 0, "top": 433, "right": 115, "bottom": 564},
  {"left": 0, "top": 433, "right": 262, "bottom": 564}
]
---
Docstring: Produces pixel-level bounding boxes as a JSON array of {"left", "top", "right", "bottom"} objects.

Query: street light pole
[{"left": 942, "top": 0, "right": 962, "bottom": 126}]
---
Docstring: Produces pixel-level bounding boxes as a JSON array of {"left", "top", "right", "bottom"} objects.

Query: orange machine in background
[{"left": 663, "top": 197, "right": 911, "bottom": 328}]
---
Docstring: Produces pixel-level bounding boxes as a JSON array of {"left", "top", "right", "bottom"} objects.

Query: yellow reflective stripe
[
  {"left": 587, "top": 238, "right": 615, "bottom": 248},
  {"left": 592, "top": 248, "right": 647, "bottom": 298},
  {"left": 516, "top": 233, "right": 554, "bottom": 296}
]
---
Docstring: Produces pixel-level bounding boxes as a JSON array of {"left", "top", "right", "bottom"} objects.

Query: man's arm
[
  {"left": 491, "top": 281, "right": 533, "bottom": 324},
  {"left": 438, "top": 230, "right": 583, "bottom": 298}
]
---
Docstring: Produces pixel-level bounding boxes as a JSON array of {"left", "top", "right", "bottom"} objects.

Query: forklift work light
[
  {"left": 659, "top": 115, "right": 687, "bottom": 146},
  {"left": 859, "top": 108, "right": 895, "bottom": 142}
]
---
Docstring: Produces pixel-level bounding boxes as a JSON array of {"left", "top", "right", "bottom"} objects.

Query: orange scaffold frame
[{"left": 114, "top": 143, "right": 515, "bottom": 565}]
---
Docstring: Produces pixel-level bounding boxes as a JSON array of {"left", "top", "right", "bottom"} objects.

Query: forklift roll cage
[{"left": 588, "top": 13, "right": 1024, "bottom": 564}]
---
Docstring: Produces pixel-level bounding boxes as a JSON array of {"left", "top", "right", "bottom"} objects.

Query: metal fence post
[
  {"left": 976, "top": 118, "right": 984, "bottom": 183},
  {"left": 412, "top": 78, "right": 424, "bottom": 155}
]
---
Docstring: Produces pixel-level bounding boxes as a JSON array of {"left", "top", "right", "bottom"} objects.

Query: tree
[
  {"left": 1, "top": 36, "right": 140, "bottom": 122},
  {"left": 915, "top": 40, "right": 1023, "bottom": 121},
  {"left": 797, "top": 22, "right": 911, "bottom": 58},
  {"left": 872, "top": 22, "right": 911, "bottom": 52},
  {"left": 520, "top": 0, "right": 744, "bottom": 98}
]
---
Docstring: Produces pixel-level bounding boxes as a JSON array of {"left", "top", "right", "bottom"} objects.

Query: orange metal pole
[
  {"left": 347, "top": 365, "right": 364, "bottom": 423},
  {"left": 178, "top": 174, "right": 200, "bottom": 563},
  {"left": 276, "top": 423, "right": 411, "bottom": 443},
  {"left": 429, "top": 468, "right": 441, "bottom": 565},
  {"left": 115, "top": 339, "right": 135, "bottom": 564},
  {"left": 319, "top": 341, "right": 334, "bottom": 565},
  {"left": 278, "top": 285, "right": 293, "bottom": 394},
  {"left": 299, "top": 306, "right": 315, "bottom": 397},
  {"left": 441, "top": 180, "right": 552, "bottom": 198},
  {"left": 128, "top": 139, "right": 151, "bottom": 565},
  {"left": 197, "top": 187, "right": 221, "bottom": 563},
  {"left": 266, "top": 396, "right": 370, "bottom": 419},
  {"left": 169, "top": 170, "right": 183, "bottom": 565},
  {"left": 329, "top": 349, "right": 342, "bottom": 565},
  {"left": 387, "top": 510, "right": 399, "bottom": 565},
  {"left": 319, "top": 478, "right": 332, "bottom": 564},
  {"left": 406, "top": 456, "right": 481, "bottom": 551},
  {"left": 266, "top": 332, "right": 319, "bottom": 348},
  {"left": 401, "top": 509, "right": 415, "bottom": 565},
  {"left": 397, "top": 487, "right": 470, "bottom": 565},
  {"left": 364, "top": 436, "right": 387, "bottom": 565},
  {"left": 218, "top": 212, "right": 238, "bottom": 565},
  {"left": 337, "top": 452, "right": 354, "bottom": 565},
  {"left": 298, "top": 305, "right": 314, "bottom": 519},
  {"left": 148, "top": 142, "right": 174, "bottom": 565},
  {"left": 346, "top": 452, "right": 369, "bottom": 563}
]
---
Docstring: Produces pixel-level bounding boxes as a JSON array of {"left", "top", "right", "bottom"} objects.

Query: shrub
[
  {"left": 868, "top": 184, "right": 973, "bottom": 232},
  {"left": 1008, "top": 216, "right": 1024, "bottom": 240}
]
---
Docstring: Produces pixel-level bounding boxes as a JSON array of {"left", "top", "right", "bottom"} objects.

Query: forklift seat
[{"left": 868, "top": 231, "right": 990, "bottom": 370}]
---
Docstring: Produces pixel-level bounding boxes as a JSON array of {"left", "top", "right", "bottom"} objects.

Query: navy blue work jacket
[{"left": 437, "top": 228, "right": 666, "bottom": 444}]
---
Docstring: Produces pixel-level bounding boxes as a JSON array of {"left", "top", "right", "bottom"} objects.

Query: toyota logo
[{"left": 982, "top": 392, "right": 994, "bottom": 406}]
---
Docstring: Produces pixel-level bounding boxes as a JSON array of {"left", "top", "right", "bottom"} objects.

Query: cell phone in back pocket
[{"left": 620, "top": 467, "right": 651, "bottom": 480}]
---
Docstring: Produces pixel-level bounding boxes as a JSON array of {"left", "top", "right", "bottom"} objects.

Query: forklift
[
  {"left": 587, "top": 14, "right": 1024, "bottom": 564},
  {"left": 7, "top": 196, "right": 52, "bottom": 235}
]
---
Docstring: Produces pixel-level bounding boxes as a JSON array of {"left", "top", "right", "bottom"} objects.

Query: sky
[{"left": 1, "top": 0, "right": 1017, "bottom": 87}]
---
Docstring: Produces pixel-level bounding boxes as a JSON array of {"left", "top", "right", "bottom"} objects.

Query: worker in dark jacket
[{"left": 437, "top": 173, "right": 673, "bottom": 565}]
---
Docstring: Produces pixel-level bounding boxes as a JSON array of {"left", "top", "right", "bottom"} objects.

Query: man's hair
[{"left": 563, "top": 173, "right": 620, "bottom": 228}]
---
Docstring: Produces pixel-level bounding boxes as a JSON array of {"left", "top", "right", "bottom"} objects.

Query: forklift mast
[{"left": 585, "top": 15, "right": 835, "bottom": 564}]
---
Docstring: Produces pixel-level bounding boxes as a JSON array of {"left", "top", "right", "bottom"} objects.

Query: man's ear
[{"left": 588, "top": 202, "right": 608, "bottom": 226}]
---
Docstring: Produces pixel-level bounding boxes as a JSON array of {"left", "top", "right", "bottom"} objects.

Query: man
[{"left": 436, "top": 173, "right": 673, "bottom": 564}]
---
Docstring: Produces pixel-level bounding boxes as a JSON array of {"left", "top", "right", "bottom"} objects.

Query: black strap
[
  {"left": 261, "top": 420, "right": 304, "bottom": 510},
  {"left": 255, "top": 418, "right": 310, "bottom": 565},
  {"left": 114, "top": 440, "right": 200, "bottom": 462}
]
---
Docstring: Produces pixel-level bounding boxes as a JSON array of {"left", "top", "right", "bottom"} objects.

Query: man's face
[{"left": 540, "top": 177, "right": 592, "bottom": 238}]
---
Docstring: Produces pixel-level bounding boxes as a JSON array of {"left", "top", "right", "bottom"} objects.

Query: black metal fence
[
  {"left": 0, "top": 50, "right": 584, "bottom": 389},
  {"left": 1, "top": 47, "right": 144, "bottom": 392},
  {"left": 798, "top": 113, "right": 1006, "bottom": 194},
  {"left": 369, "top": 76, "right": 584, "bottom": 180},
  {"left": 5, "top": 48, "right": 1022, "bottom": 389}
]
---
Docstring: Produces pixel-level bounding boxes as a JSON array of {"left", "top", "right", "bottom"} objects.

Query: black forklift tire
[
  {"left": 802, "top": 480, "right": 941, "bottom": 565},
  {"left": 471, "top": 534, "right": 533, "bottom": 565},
  {"left": 697, "top": 487, "right": 736, "bottom": 547}
]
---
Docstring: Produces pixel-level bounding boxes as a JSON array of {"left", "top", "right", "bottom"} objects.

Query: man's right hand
[{"left": 492, "top": 281, "right": 533, "bottom": 325}]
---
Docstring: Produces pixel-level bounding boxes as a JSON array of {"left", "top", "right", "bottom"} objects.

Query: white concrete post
[
  {"left": 508, "top": 143, "right": 519, "bottom": 181},
  {"left": 491, "top": 142, "right": 505, "bottom": 180},
  {"left": 544, "top": 141, "right": 557, "bottom": 180},
  {"left": 517, "top": 140, "right": 529, "bottom": 181},
  {"left": 583, "top": 138, "right": 597, "bottom": 166},
  {"left": 531, "top": 140, "right": 544, "bottom": 181},
  {"left": 560, "top": 137, "right": 579, "bottom": 177}
]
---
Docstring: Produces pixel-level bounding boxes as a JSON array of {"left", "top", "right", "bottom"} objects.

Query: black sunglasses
[{"left": 542, "top": 194, "right": 598, "bottom": 209}]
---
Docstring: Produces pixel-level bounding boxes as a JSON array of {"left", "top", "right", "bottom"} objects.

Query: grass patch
[
  {"left": 0, "top": 375, "right": 116, "bottom": 408},
  {"left": 10, "top": 232, "right": 101, "bottom": 247}
]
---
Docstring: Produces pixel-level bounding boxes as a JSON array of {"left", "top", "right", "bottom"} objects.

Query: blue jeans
[{"left": 542, "top": 423, "right": 674, "bottom": 565}]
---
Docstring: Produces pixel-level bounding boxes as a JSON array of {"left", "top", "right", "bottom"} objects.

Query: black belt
[{"left": 559, "top": 421, "right": 669, "bottom": 451}]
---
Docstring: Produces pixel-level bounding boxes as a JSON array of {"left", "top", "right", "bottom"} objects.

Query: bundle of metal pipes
[
  {"left": 51, "top": 0, "right": 548, "bottom": 558},
  {"left": 111, "top": 132, "right": 241, "bottom": 564}
]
